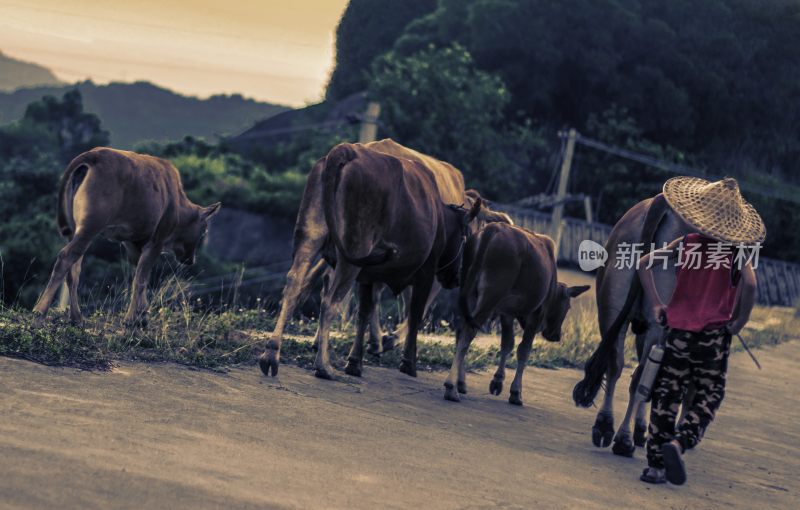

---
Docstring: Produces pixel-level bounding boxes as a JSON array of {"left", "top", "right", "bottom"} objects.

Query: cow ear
[
  {"left": 466, "top": 197, "right": 482, "bottom": 223},
  {"left": 201, "top": 202, "right": 222, "bottom": 220},
  {"left": 567, "top": 284, "right": 591, "bottom": 298},
  {"left": 465, "top": 189, "right": 481, "bottom": 201}
]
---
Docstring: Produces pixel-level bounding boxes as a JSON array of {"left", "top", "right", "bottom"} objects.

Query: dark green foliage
[
  {"left": 388, "top": 0, "right": 800, "bottom": 181},
  {"left": 0, "top": 89, "right": 109, "bottom": 164},
  {"left": 0, "top": 309, "right": 112, "bottom": 370},
  {"left": 143, "top": 135, "right": 325, "bottom": 221},
  {"left": 370, "top": 44, "right": 546, "bottom": 198},
  {"left": 326, "top": 0, "right": 438, "bottom": 100}
]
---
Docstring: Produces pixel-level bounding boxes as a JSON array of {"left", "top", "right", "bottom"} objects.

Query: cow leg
[
  {"left": 399, "top": 274, "right": 434, "bottom": 378},
  {"left": 386, "top": 280, "right": 441, "bottom": 354},
  {"left": 33, "top": 230, "right": 95, "bottom": 320},
  {"left": 313, "top": 261, "right": 359, "bottom": 380},
  {"left": 443, "top": 320, "right": 478, "bottom": 402},
  {"left": 490, "top": 316, "right": 516, "bottom": 396},
  {"left": 65, "top": 255, "right": 84, "bottom": 325},
  {"left": 592, "top": 325, "right": 628, "bottom": 448},
  {"left": 345, "top": 282, "right": 374, "bottom": 377},
  {"left": 631, "top": 330, "right": 650, "bottom": 447},
  {"left": 123, "top": 241, "right": 161, "bottom": 326},
  {"left": 508, "top": 318, "right": 540, "bottom": 406},
  {"left": 259, "top": 243, "right": 325, "bottom": 377},
  {"left": 123, "top": 241, "right": 142, "bottom": 265},
  {"left": 366, "top": 284, "right": 384, "bottom": 355},
  {"left": 613, "top": 328, "right": 661, "bottom": 457}
]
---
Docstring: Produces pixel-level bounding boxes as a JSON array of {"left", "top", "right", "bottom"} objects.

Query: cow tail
[
  {"left": 321, "top": 144, "right": 395, "bottom": 267},
  {"left": 572, "top": 193, "right": 670, "bottom": 407},
  {"left": 459, "top": 227, "right": 496, "bottom": 330},
  {"left": 57, "top": 154, "right": 92, "bottom": 238}
]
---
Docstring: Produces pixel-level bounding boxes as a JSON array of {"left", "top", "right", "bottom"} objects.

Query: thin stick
[{"left": 736, "top": 333, "right": 762, "bottom": 370}]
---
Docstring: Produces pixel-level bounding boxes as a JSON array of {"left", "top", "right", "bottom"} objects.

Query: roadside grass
[{"left": 1, "top": 280, "right": 797, "bottom": 373}]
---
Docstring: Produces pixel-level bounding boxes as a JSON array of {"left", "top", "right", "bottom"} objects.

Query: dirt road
[{"left": 1, "top": 340, "right": 797, "bottom": 509}]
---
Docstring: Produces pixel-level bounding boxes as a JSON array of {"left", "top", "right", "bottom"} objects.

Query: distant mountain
[
  {"left": 0, "top": 80, "right": 289, "bottom": 147},
  {"left": 0, "top": 51, "right": 62, "bottom": 91}
]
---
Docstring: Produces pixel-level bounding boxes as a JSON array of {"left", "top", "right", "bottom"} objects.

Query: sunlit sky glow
[{"left": 0, "top": 0, "right": 350, "bottom": 106}]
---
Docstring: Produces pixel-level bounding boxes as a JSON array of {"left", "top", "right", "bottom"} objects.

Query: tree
[
  {"left": 326, "top": 0, "right": 437, "bottom": 100},
  {"left": 340, "top": 0, "right": 800, "bottom": 184},
  {"left": 369, "top": 43, "right": 543, "bottom": 198},
  {"left": 0, "top": 89, "right": 109, "bottom": 164}
]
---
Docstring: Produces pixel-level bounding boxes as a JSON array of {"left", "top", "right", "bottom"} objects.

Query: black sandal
[
  {"left": 640, "top": 467, "right": 666, "bottom": 484},
  {"left": 662, "top": 442, "right": 687, "bottom": 485}
]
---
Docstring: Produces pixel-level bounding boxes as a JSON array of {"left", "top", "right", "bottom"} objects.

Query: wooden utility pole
[
  {"left": 358, "top": 101, "right": 381, "bottom": 143},
  {"left": 551, "top": 128, "right": 577, "bottom": 258},
  {"left": 583, "top": 196, "right": 593, "bottom": 224}
]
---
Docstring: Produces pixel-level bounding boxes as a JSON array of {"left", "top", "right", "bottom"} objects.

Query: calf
[
  {"left": 444, "top": 223, "right": 589, "bottom": 404},
  {"left": 33, "top": 147, "right": 221, "bottom": 325}
]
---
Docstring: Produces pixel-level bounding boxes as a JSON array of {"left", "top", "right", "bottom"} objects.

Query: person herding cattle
[
  {"left": 444, "top": 222, "right": 589, "bottom": 404},
  {"left": 32, "top": 147, "right": 221, "bottom": 326},
  {"left": 637, "top": 177, "right": 763, "bottom": 485}
]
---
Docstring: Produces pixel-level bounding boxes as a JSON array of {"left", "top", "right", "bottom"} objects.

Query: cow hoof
[
  {"left": 258, "top": 341, "right": 280, "bottom": 377},
  {"left": 508, "top": 390, "right": 523, "bottom": 406},
  {"left": 489, "top": 379, "right": 503, "bottom": 396},
  {"left": 443, "top": 382, "right": 460, "bottom": 402},
  {"left": 612, "top": 435, "right": 636, "bottom": 457},
  {"left": 634, "top": 421, "right": 648, "bottom": 447},
  {"left": 399, "top": 360, "right": 417, "bottom": 378},
  {"left": 457, "top": 381, "right": 467, "bottom": 394},
  {"left": 68, "top": 315, "right": 84, "bottom": 328},
  {"left": 381, "top": 333, "right": 398, "bottom": 352},
  {"left": 258, "top": 353, "right": 280, "bottom": 377},
  {"left": 314, "top": 366, "right": 335, "bottom": 380},
  {"left": 344, "top": 360, "right": 362, "bottom": 377},
  {"left": 592, "top": 414, "right": 615, "bottom": 448},
  {"left": 32, "top": 313, "right": 46, "bottom": 328},
  {"left": 366, "top": 341, "right": 382, "bottom": 356}
]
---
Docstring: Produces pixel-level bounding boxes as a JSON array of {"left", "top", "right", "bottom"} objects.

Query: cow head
[
  {"left": 465, "top": 189, "right": 513, "bottom": 233},
  {"left": 171, "top": 202, "right": 222, "bottom": 265},
  {"left": 437, "top": 198, "right": 482, "bottom": 289},
  {"left": 541, "top": 283, "right": 590, "bottom": 342}
]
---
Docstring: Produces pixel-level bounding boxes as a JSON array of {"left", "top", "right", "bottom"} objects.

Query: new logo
[{"left": 578, "top": 240, "right": 608, "bottom": 271}]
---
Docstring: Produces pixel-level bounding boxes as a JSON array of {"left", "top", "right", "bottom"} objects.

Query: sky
[{"left": 0, "top": 0, "right": 350, "bottom": 106}]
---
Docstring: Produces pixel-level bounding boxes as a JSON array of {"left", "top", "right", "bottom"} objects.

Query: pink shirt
[{"left": 666, "top": 233, "right": 740, "bottom": 332}]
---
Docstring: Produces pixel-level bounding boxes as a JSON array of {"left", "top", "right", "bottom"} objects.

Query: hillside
[
  {"left": 0, "top": 51, "right": 62, "bottom": 91},
  {"left": 0, "top": 81, "right": 288, "bottom": 147}
]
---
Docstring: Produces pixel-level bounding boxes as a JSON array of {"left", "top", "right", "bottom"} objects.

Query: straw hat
[{"left": 662, "top": 176, "right": 766, "bottom": 244}]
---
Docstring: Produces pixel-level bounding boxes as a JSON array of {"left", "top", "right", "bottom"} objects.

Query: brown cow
[
  {"left": 444, "top": 223, "right": 589, "bottom": 404},
  {"left": 297, "top": 142, "right": 479, "bottom": 380},
  {"left": 259, "top": 138, "right": 509, "bottom": 377},
  {"left": 33, "top": 147, "right": 221, "bottom": 325}
]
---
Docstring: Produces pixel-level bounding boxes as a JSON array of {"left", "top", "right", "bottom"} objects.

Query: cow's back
[
  {"left": 367, "top": 139, "right": 465, "bottom": 204},
  {"left": 66, "top": 147, "right": 186, "bottom": 239},
  {"left": 82, "top": 148, "right": 183, "bottom": 198}
]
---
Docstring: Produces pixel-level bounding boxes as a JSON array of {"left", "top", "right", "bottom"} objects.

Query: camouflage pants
[{"left": 646, "top": 327, "right": 731, "bottom": 468}]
